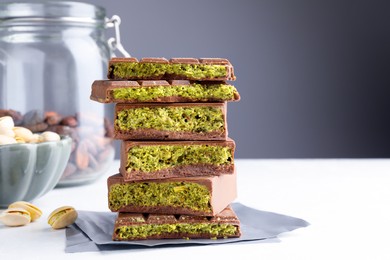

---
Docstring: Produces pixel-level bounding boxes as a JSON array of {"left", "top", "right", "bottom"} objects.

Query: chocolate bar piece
[
  {"left": 90, "top": 80, "right": 240, "bottom": 103},
  {"left": 114, "top": 103, "right": 227, "bottom": 141},
  {"left": 120, "top": 139, "right": 235, "bottom": 181},
  {"left": 107, "top": 57, "right": 236, "bottom": 81},
  {"left": 107, "top": 172, "right": 237, "bottom": 216},
  {"left": 112, "top": 205, "right": 241, "bottom": 240}
]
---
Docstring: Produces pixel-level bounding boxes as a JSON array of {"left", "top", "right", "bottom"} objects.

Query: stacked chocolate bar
[{"left": 91, "top": 57, "right": 241, "bottom": 240}]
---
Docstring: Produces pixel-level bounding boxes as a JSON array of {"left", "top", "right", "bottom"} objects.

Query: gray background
[{"left": 4, "top": 0, "right": 390, "bottom": 158}]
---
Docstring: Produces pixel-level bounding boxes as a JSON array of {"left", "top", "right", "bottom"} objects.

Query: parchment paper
[{"left": 65, "top": 203, "right": 309, "bottom": 253}]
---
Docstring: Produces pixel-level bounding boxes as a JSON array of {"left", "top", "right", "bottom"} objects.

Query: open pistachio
[
  {"left": 0, "top": 127, "right": 15, "bottom": 138},
  {"left": 13, "top": 127, "right": 34, "bottom": 143},
  {"left": 0, "top": 207, "right": 31, "bottom": 227},
  {"left": 14, "top": 136, "right": 26, "bottom": 143},
  {"left": 48, "top": 206, "right": 78, "bottom": 229},
  {"left": 0, "top": 135, "right": 17, "bottom": 145},
  {"left": 0, "top": 116, "right": 14, "bottom": 129},
  {"left": 8, "top": 201, "right": 42, "bottom": 221},
  {"left": 39, "top": 131, "right": 61, "bottom": 142},
  {"left": 29, "top": 134, "right": 41, "bottom": 143}
]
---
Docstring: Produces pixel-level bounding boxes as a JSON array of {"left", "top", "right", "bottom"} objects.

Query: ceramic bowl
[{"left": 0, "top": 136, "right": 72, "bottom": 207}]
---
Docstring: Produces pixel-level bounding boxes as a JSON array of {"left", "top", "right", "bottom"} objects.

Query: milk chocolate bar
[
  {"left": 120, "top": 139, "right": 235, "bottom": 181},
  {"left": 90, "top": 80, "right": 240, "bottom": 103},
  {"left": 107, "top": 172, "right": 237, "bottom": 216},
  {"left": 114, "top": 103, "right": 227, "bottom": 141},
  {"left": 107, "top": 57, "right": 236, "bottom": 81},
  {"left": 112, "top": 205, "right": 241, "bottom": 240}
]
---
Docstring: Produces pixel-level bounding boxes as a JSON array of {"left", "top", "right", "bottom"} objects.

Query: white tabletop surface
[{"left": 1, "top": 159, "right": 390, "bottom": 259}]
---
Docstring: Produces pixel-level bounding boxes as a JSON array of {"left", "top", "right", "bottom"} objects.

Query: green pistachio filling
[
  {"left": 115, "top": 223, "right": 237, "bottom": 239},
  {"left": 109, "top": 182, "right": 211, "bottom": 212},
  {"left": 110, "top": 63, "right": 227, "bottom": 79},
  {"left": 48, "top": 211, "right": 66, "bottom": 225},
  {"left": 111, "top": 84, "right": 238, "bottom": 101},
  {"left": 127, "top": 145, "right": 232, "bottom": 172},
  {"left": 116, "top": 106, "right": 224, "bottom": 132}
]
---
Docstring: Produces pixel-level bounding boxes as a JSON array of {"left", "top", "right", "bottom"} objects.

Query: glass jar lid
[{"left": 0, "top": 1, "right": 106, "bottom": 26}]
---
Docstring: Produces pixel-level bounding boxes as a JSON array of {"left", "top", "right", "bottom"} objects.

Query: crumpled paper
[{"left": 66, "top": 203, "right": 309, "bottom": 253}]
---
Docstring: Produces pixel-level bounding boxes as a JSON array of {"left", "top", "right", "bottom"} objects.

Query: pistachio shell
[
  {"left": 0, "top": 116, "right": 14, "bottom": 129},
  {"left": 29, "top": 134, "right": 41, "bottom": 143},
  {"left": 15, "top": 136, "right": 26, "bottom": 143},
  {"left": 0, "top": 135, "right": 17, "bottom": 145},
  {"left": 48, "top": 206, "right": 77, "bottom": 229},
  {"left": 0, "top": 207, "right": 31, "bottom": 227},
  {"left": 0, "top": 127, "right": 15, "bottom": 138},
  {"left": 8, "top": 201, "right": 42, "bottom": 221},
  {"left": 39, "top": 131, "right": 61, "bottom": 142},
  {"left": 13, "top": 127, "right": 34, "bottom": 142}
]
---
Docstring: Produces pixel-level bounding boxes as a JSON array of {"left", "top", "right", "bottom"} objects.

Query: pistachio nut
[
  {"left": 0, "top": 116, "right": 14, "bottom": 129},
  {"left": 29, "top": 134, "right": 41, "bottom": 143},
  {"left": 0, "top": 207, "right": 31, "bottom": 227},
  {"left": 8, "top": 201, "right": 42, "bottom": 221},
  {"left": 15, "top": 137, "right": 26, "bottom": 143},
  {"left": 48, "top": 206, "right": 78, "bottom": 229},
  {"left": 39, "top": 131, "right": 61, "bottom": 142},
  {"left": 0, "top": 127, "right": 15, "bottom": 138},
  {"left": 13, "top": 127, "right": 34, "bottom": 143},
  {"left": 0, "top": 135, "right": 17, "bottom": 145}
]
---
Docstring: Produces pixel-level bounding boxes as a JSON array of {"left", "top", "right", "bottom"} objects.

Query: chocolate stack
[{"left": 91, "top": 57, "right": 241, "bottom": 240}]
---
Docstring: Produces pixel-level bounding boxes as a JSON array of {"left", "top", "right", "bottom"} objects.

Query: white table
[{"left": 1, "top": 159, "right": 390, "bottom": 259}]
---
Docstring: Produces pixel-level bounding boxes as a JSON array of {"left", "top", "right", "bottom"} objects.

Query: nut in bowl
[
  {"left": 0, "top": 125, "right": 72, "bottom": 207},
  {"left": 1, "top": 110, "right": 115, "bottom": 187}
]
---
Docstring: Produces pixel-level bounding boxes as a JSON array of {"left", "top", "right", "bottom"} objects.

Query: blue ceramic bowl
[{"left": 0, "top": 136, "right": 72, "bottom": 207}]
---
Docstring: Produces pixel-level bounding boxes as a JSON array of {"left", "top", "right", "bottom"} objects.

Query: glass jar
[{"left": 0, "top": 1, "right": 115, "bottom": 186}]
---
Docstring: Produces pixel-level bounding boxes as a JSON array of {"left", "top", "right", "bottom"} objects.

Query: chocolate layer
[
  {"left": 120, "top": 139, "right": 235, "bottom": 181},
  {"left": 112, "top": 205, "right": 241, "bottom": 240},
  {"left": 107, "top": 57, "right": 236, "bottom": 81},
  {"left": 90, "top": 80, "right": 240, "bottom": 103},
  {"left": 114, "top": 103, "right": 227, "bottom": 141},
  {"left": 107, "top": 172, "right": 237, "bottom": 216}
]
